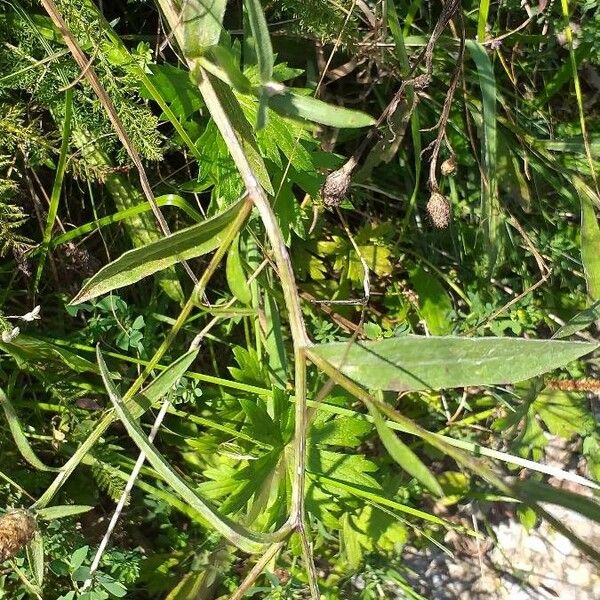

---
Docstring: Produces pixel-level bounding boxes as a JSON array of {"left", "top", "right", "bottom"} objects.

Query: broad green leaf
[
  {"left": 409, "top": 267, "right": 453, "bottom": 335},
  {"left": 226, "top": 235, "right": 252, "bottom": 304},
  {"left": 71, "top": 200, "right": 244, "bottom": 304},
  {"left": 0, "top": 387, "right": 59, "bottom": 472},
  {"left": 466, "top": 40, "right": 499, "bottom": 272},
  {"left": 311, "top": 335, "right": 598, "bottom": 391},
  {"left": 96, "top": 348, "right": 268, "bottom": 553},
  {"left": 141, "top": 64, "right": 204, "bottom": 120},
  {"left": 533, "top": 389, "right": 595, "bottom": 439},
  {"left": 366, "top": 399, "right": 443, "bottom": 496},
  {"left": 311, "top": 416, "right": 372, "bottom": 448},
  {"left": 268, "top": 91, "right": 375, "bottom": 128},
  {"left": 35, "top": 505, "right": 93, "bottom": 521},
  {"left": 239, "top": 398, "right": 282, "bottom": 447},
  {"left": 181, "top": 0, "right": 227, "bottom": 57},
  {"left": 553, "top": 299, "right": 600, "bottom": 339},
  {"left": 579, "top": 188, "right": 600, "bottom": 301},
  {"left": 308, "top": 448, "right": 381, "bottom": 491}
]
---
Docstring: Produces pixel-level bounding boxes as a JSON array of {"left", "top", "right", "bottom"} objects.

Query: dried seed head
[
  {"left": 426, "top": 193, "right": 451, "bottom": 229},
  {"left": 441, "top": 156, "right": 456, "bottom": 177},
  {"left": 321, "top": 167, "right": 352, "bottom": 208},
  {"left": 0, "top": 509, "right": 37, "bottom": 562}
]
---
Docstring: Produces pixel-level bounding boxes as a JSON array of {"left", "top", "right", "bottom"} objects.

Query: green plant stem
[{"left": 155, "top": 1, "right": 311, "bottom": 536}]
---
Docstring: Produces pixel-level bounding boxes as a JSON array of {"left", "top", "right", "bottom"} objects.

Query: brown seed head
[
  {"left": 0, "top": 509, "right": 37, "bottom": 562},
  {"left": 426, "top": 193, "right": 451, "bottom": 229},
  {"left": 321, "top": 167, "right": 352, "bottom": 208},
  {"left": 441, "top": 156, "right": 457, "bottom": 176}
]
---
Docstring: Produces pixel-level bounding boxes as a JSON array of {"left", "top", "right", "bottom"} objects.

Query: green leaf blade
[
  {"left": 311, "top": 335, "right": 598, "bottom": 392},
  {"left": 367, "top": 399, "right": 443, "bottom": 496},
  {"left": 268, "top": 92, "right": 375, "bottom": 128},
  {"left": 71, "top": 200, "right": 244, "bottom": 304}
]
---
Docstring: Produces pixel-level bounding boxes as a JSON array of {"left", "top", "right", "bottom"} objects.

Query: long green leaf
[
  {"left": 553, "top": 299, "right": 600, "bottom": 339},
  {"left": 0, "top": 387, "right": 60, "bottom": 472},
  {"left": 96, "top": 347, "right": 268, "bottom": 554},
  {"left": 71, "top": 200, "right": 244, "bottom": 304},
  {"left": 244, "top": 0, "right": 273, "bottom": 83},
  {"left": 366, "top": 398, "right": 443, "bottom": 496},
  {"left": 268, "top": 91, "right": 375, "bottom": 128},
  {"left": 579, "top": 186, "right": 600, "bottom": 301},
  {"left": 35, "top": 505, "right": 93, "bottom": 520},
  {"left": 26, "top": 531, "right": 44, "bottom": 589},
  {"left": 48, "top": 194, "right": 204, "bottom": 249},
  {"left": 310, "top": 335, "right": 598, "bottom": 391},
  {"left": 466, "top": 40, "right": 499, "bottom": 271},
  {"left": 514, "top": 479, "right": 600, "bottom": 524}
]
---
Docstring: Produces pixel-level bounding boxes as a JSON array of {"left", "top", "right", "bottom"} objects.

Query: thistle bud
[
  {"left": 321, "top": 166, "right": 352, "bottom": 208},
  {"left": 426, "top": 192, "right": 451, "bottom": 229},
  {"left": 0, "top": 509, "right": 37, "bottom": 562},
  {"left": 441, "top": 156, "right": 456, "bottom": 176}
]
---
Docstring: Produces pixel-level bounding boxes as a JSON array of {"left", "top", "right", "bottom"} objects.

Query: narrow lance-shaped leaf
[
  {"left": 244, "top": 0, "right": 273, "bottom": 82},
  {"left": 366, "top": 398, "right": 443, "bottom": 496},
  {"left": 310, "top": 335, "right": 598, "bottom": 392},
  {"left": 268, "top": 90, "right": 375, "bottom": 128},
  {"left": 35, "top": 505, "right": 93, "bottom": 521},
  {"left": 553, "top": 299, "right": 600, "bottom": 339},
  {"left": 71, "top": 200, "right": 245, "bottom": 304},
  {"left": 0, "top": 387, "right": 60, "bottom": 472},
  {"left": 26, "top": 531, "right": 44, "bottom": 589},
  {"left": 466, "top": 40, "right": 499, "bottom": 271},
  {"left": 578, "top": 180, "right": 600, "bottom": 301},
  {"left": 244, "top": 0, "right": 274, "bottom": 128},
  {"left": 96, "top": 347, "right": 269, "bottom": 554}
]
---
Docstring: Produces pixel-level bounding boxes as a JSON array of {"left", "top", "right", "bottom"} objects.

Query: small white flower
[
  {"left": 21, "top": 306, "right": 41, "bottom": 322},
  {"left": 1, "top": 327, "right": 20, "bottom": 343}
]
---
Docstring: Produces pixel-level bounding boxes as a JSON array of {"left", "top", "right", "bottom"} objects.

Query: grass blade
[{"left": 578, "top": 182, "right": 600, "bottom": 301}]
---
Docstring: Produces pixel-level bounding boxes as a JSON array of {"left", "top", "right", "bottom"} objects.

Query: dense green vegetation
[{"left": 1, "top": 0, "right": 600, "bottom": 598}]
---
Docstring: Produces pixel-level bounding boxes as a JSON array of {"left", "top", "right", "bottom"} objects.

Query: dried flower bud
[
  {"left": 0, "top": 509, "right": 37, "bottom": 562},
  {"left": 441, "top": 156, "right": 456, "bottom": 176},
  {"left": 321, "top": 166, "right": 352, "bottom": 208},
  {"left": 426, "top": 193, "right": 451, "bottom": 229}
]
